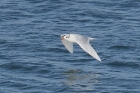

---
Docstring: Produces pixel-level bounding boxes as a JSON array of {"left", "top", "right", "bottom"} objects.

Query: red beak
[{"left": 61, "top": 38, "right": 64, "bottom": 40}]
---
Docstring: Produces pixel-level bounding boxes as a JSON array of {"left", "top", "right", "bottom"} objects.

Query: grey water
[{"left": 0, "top": 0, "right": 140, "bottom": 93}]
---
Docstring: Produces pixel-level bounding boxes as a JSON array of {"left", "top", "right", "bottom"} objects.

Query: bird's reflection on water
[{"left": 63, "top": 69, "right": 100, "bottom": 91}]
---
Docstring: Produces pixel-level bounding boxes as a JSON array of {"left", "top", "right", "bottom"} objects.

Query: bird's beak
[{"left": 61, "top": 37, "right": 64, "bottom": 40}]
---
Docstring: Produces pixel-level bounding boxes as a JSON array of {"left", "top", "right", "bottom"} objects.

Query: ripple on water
[
  {"left": 108, "top": 45, "right": 134, "bottom": 50},
  {"left": 0, "top": 62, "right": 54, "bottom": 74},
  {"left": 107, "top": 61, "right": 140, "bottom": 69},
  {"left": 62, "top": 69, "right": 100, "bottom": 92}
]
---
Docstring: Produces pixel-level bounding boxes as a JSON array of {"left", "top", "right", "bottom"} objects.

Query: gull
[{"left": 61, "top": 34, "right": 101, "bottom": 61}]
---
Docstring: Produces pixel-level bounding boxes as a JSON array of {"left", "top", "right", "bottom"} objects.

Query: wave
[
  {"left": 108, "top": 45, "right": 134, "bottom": 50},
  {"left": 0, "top": 62, "right": 52, "bottom": 74},
  {"left": 107, "top": 61, "right": 140, "bottom": 69}
]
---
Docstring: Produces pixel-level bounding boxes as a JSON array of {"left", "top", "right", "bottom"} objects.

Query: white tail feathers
[{"left": 89, "top": 38, "right": 96, "bottom": 41}]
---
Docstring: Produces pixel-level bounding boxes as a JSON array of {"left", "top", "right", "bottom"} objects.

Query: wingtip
[
  {"left": 96, "top": 57, "right": 101, "bottom": 62},
  {"left": 70, "top": 51, "right": 73, "bottom": 53},
  {"left": 98, "top": 59, "right": 101, "bottom": 62}
]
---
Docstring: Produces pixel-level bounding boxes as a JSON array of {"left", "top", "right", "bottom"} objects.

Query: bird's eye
[{"left": 66, "top": 36, "right": 69, "bottom": 38}]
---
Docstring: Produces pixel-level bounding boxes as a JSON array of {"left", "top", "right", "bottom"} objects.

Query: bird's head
[{"left": 61, "top": 34, "right": 70, "bottom": 40}]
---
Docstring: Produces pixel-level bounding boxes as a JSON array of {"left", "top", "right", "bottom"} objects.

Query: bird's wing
[
  {"left": 61, "top": 39, "right": 73, "bottom": 53},
  {"left": 75, "top": 35, "right": 101, "bottom": 61}
]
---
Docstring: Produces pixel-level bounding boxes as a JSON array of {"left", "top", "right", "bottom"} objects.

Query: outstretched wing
[
  {"left": 75, "top": 35, "right": 101, "bottom": 61},
  {"left": 61, "top": 39, "right": 73, "bottom": 53}
]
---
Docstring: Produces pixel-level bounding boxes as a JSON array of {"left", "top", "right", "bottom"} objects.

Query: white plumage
[{"left": 61, "top": 34, "right": 101, "bottom": 61}]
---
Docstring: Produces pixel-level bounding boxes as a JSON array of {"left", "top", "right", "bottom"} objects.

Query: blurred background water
[{"left": 0, "top": 0, "right": 140, "bottom": 93}]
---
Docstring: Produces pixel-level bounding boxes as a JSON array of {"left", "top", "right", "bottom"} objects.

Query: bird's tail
[{"left": 89, "top": 38, "right": 96, "bottom": 41}]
